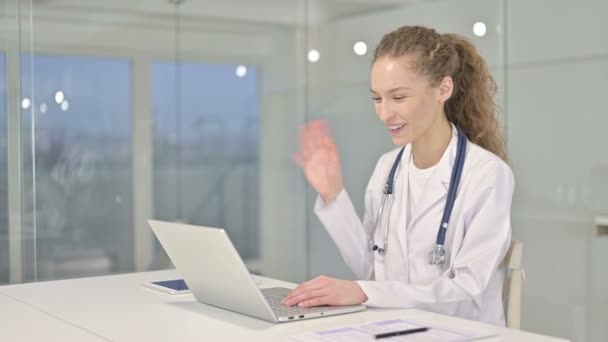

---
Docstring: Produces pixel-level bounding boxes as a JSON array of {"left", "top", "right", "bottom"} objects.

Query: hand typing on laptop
[
  {"left": 148, "top": 220, "right": 366, "bottom": 322},
  {"left": 281, "top": 275, "right": 368, "bottom": 307}
]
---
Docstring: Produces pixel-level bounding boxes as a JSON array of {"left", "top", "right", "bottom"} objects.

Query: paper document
[{"left": 290, "top": 318, "right": 496, "bottom": 341}]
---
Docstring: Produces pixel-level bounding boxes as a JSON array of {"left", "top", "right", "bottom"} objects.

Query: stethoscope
[{"left": 368, "top": 127, "right": 467, "bottom": 265}]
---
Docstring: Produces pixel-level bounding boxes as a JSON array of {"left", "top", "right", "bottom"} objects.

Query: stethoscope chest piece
[{"left": 429, "top": 244, "right": 447, "bottom": 265}]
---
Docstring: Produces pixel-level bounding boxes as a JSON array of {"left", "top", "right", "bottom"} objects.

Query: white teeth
[{"left": 388, "top": 124, "right": 405, "bottom": 130}]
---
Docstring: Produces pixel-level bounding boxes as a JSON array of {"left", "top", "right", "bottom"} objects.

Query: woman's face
[{"left": 370, "top": 55, "right": 451, "bottom": 146}]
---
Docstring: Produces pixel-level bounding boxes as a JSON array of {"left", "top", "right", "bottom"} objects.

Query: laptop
[{"left": 147, "top": 220, "right": 366, "bottom": 323}]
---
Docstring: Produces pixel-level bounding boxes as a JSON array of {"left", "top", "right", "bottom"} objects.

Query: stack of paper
[{"left": 290, "top": 318, "right": 496, "bottom": 341}]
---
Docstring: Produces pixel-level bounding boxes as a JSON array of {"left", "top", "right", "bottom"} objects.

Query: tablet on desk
[{"left": 141, "top": 279, "right": 191, "bottom": 295}]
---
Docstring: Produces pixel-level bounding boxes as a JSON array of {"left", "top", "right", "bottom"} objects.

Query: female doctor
[{"left": 281, "top": 25, "right": 515, "bottom": 326}]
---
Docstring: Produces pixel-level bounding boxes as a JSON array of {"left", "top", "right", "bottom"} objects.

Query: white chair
[{"left": 503, "top": 240, "right": 524, "bottom": 329}]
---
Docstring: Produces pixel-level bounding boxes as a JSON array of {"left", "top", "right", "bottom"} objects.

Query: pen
[{"left": 374, "top": 327, "right": 429, "bottom": 339}]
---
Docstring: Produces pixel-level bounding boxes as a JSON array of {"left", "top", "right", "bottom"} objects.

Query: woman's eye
[{"left": 394, "top": 96, "right": 406, "bottom": 101}]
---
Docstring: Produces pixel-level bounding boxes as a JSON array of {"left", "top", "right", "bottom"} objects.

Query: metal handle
[{"left": 595, "top": 216, "right": 608, "bottom": 236}]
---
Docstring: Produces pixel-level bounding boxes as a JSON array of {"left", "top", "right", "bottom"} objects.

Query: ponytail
[{"left": 442, "top": 33, "right": 506, "bottom": 160}]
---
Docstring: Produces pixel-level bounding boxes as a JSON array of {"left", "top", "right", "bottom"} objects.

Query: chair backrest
[{"left": 503, "top": 240, "right": 524, "bottom": 329}]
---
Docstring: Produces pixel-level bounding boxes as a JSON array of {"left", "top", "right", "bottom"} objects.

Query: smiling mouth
[{"left": 388, "top": 124, "right": 405, "bottom": 131}]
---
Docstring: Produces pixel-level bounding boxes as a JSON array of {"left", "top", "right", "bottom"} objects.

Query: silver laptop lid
[{"left": 148, "top": 220, "right": 277, "bottom": 322}]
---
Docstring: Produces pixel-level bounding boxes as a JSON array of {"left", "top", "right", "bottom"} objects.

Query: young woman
[{"left": 283, "top": 25, "right": 514, "bottom": 326}]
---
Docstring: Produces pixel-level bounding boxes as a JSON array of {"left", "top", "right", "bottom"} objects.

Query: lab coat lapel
[
  {"left": 408, "top": 126, "right": 458, "bottom": 230},
  {"left": 395, "top": 144, "right": 412, "bottom": 253}
]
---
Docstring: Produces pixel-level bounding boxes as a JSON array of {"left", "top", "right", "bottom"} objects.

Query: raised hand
[{"left": 293, "top": 120, "right": 344, "bottom": 204}]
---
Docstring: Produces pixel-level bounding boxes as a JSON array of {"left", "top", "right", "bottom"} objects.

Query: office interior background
[{"left": 0, "top": 0, "right": 606, "bottom": 341}]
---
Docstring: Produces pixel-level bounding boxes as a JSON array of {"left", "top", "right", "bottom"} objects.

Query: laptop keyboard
[{"left": 261, "top": 287, "right": 329, "bottom": 317}]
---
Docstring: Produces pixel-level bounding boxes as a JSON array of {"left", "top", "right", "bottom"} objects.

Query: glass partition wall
[{"left": 1, "top": 1, "right": 606, "bottom": 341}]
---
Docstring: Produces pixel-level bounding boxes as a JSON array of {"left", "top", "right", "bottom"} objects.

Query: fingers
[
  {"left": 284, "top": 277, "right": 322, "bottom": 301},
  {"left": 292, "top": 152, "right": 304, "bottom": 168},
  {"left": 299, "top": 124, "right": 321, "bottom": 158},
  {"left": 305, "top": 120, "right": 330, "bottom": 137},
  {"left": 281, "top": 289, "right": 328, "bottom": 307},
  {"left": 281, "top": 276, "right": 330, "bottom": 305},
  {"left": 298, "top": 296, "right": 332, "bottom": 308},
  {"left": 279, "top": 276, "right": 365, "bottom": 308},
  {"left": 306, "top": 120, "right": 330, "bottom": 146},
  {"left": 297, "top": 120, "right": 333, "bottom": 158},
  {"left": 322, "top": 135, "right": 339, "bottom": 160}
]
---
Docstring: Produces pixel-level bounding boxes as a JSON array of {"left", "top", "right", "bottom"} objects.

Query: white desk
[
  {"left": 0, "top": 292, "right": 106, "bottom": 341},
  {"left": 0, "top": 270, "right": 567, "bottom": 341}
]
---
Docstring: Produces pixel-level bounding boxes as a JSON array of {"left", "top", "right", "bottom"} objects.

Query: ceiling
[{"left": 27, "top": 0, "right": 431, "bottom": 26}]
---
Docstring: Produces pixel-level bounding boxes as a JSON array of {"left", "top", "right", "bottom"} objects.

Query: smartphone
[{"left": 141, "top": 279, "right": 191, "bottom": 295}]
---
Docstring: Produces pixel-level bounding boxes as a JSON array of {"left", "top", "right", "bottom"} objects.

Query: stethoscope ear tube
[{"left": 385, "top": 148, "right": 405, "bottom": 195}]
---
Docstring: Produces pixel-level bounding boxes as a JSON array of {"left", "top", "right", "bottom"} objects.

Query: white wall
[{"left": 507, "top": 1, "right": 608, "bottom": 341}]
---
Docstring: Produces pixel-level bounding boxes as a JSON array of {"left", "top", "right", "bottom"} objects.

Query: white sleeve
[
  {"left": 356, "top": 161, "right": 514, "bottom": 317},
  {"left": 314, "top": 155, "right": 387, "bottom": 280}
]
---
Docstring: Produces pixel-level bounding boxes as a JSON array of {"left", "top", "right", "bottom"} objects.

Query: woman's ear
[{"left": 438, "top": 76, "right": 454, "bottom": 103}]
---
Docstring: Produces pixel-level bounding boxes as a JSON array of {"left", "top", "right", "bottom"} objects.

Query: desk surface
[
  {"left": 0, "top": 270, "right": 567, "bottom": 341},
  {"left": 0, "top": 292, "right": 105, "bottom": 341}
]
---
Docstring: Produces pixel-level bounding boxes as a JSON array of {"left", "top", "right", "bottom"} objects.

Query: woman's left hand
[{"left": 280, "top": 275, "right": 368, "bottom": 307}]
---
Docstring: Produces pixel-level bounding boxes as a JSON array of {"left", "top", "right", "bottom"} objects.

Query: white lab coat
[{"left": 315, "top": 125, "right": 514, "bottom": 326}]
